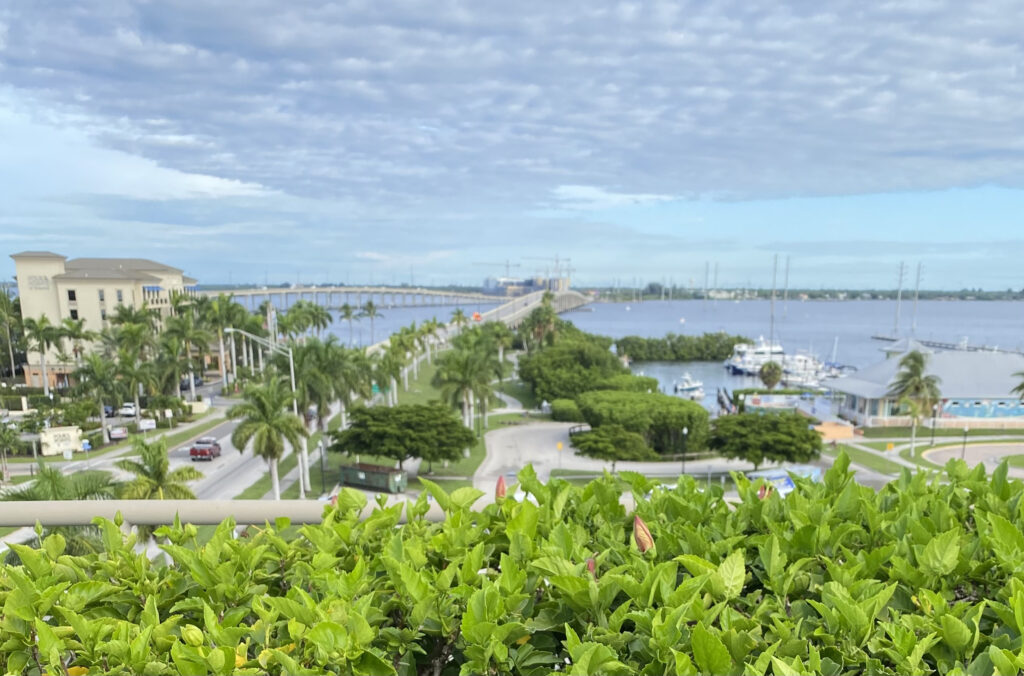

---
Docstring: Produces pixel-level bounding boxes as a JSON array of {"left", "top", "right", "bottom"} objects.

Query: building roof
[
  {"left": 831, "top": 349, "right": 1024, "bottom": 400},
  {"left": 10, "top": 251, "right": 66, "bottom": 259},
  {"left": 53, "top": 269, "right": 162, "bottom": 282},
  {"left": 65, "top": 257, "right": 183, "bottom": 274}
]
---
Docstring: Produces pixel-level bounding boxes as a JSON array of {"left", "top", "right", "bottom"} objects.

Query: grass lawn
[
  {"left": 495, "top": 379, "right": 539, "bottom": 409},
  {"left": 860, "top": 441, "right": 895, "bottom": 451},
  {"left": 827, "top": 444, "right": 906, "bottom": 475},
  {"left": 395, "top": 361, "right": 443, "bottom": 406},
  {"left": 233, "top": 451, "right": 300, "bottom": 500},
  {"left": 861, "top": 426, "right": 1024, "bottom": 439}
]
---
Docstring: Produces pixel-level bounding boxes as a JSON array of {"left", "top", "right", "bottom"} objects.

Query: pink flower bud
[
  {"left": 586, "top": 557, "right": 597, "bottom": 579},
  {"left": 633, "top": 515, "right": 654, "bottom": 553},
  {"left": 496, "top": 475, "right": 507, "bottom": 500}
]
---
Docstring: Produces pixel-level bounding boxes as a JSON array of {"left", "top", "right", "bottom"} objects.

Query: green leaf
[
  {"left": 989, "top": 645, "right": 1019, "bottom": 676},
  {"left": 771, "top": 656, "right": 802, "bottom": 676},
  {"left": 717, "top": 550, "right": 745, "bottom": 600},
  {"left": 940, "top": 614, "right": 972, "bottom": 655},
  {"left": 921, "top": 529, "right": 959, "bottom": 576},
  {"left": 449, "top": 487, "right": 485, "bottom": 511},
  {"left": 691, "top": 623, "right": 732, "bottom": 675}
]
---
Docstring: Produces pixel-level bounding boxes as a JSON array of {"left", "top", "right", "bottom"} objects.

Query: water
[
  {"left": 565, "top": 299, "right": 1024, "bottom": 410},
  {"left": 240, "top": 293, "right": 499, "bottom": 347}
]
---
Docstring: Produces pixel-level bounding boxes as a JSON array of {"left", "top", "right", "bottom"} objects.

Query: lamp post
[
  {"left": 225, "top": 327, "right": 303, "bottom": 498},
  {"left": 930, "top": 403, "right": 938, "bottom": 446},
  {"left": 681, "top": 426, "right": 689, "bottom": 477},
  {"left": 960, "top": 426, "right": 969, "bottom": 461}
]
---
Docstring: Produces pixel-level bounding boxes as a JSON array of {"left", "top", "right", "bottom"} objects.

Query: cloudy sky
[{"left": 2, "top": 1, "right": 1024, "bottom": 289}]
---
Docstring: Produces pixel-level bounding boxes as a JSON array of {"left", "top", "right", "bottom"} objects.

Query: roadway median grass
[{"left": 826, "top": 444, "right": 906, "bottom": 475}]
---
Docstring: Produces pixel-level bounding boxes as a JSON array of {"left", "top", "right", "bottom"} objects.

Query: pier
[{"left": 871, "top": 334, "right": 1023, "bottom": 355}]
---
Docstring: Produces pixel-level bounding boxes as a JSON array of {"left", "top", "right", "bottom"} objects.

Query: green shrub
[
  {"left": 3, "top": 458, "right": 1024, "bottom": 674},
  {"left": 550, "top": 398, "right": 585, "bottom": 422},
  {"left": 592, "top": 374, "right": 660, "bottom": 393},
  {"left": 576, "top": 389, "right": 710, "bottom": 454}
]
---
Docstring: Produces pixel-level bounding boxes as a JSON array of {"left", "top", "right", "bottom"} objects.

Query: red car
[{"left": 189, "top": 437, "right": 222, "bottom": 461}]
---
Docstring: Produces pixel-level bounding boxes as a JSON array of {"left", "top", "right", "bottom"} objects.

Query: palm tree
[
  {"left": 22, "top": 314, "right": 63, "bottom": 396},
  {"left": 164, "top": 313, "right": 212, "bottom": 401},
  {"left": 338, "top": 303, "right": 359, "bottom": 346},
  {"left": 1012, "top": 371, "right": 1024, "bottom": 400},
  {"left": 1, "top": 464, "right": 119, "bottom": 557},
  {"left": 289, "top": 340, "right": 336, "bottom": 497},
  {"left": 75, "top": 353, "right": 122, "bottom": 444},
  {"left": 111, "top": 304, "right": 159, "bottom": 332},
  {"left": 227, "top": 377, "right": 307, "bottom": 500},
  {"left": 116, "top": 437, "right": 203, "bottom": 500},
  {"left": 759, "top": 361, "right": 783, "bottom": 390},
  {"left": 360, "top": 301, "right": 383, "bottom": 344},
  {"left": 306, "top": 303, "right": 333, "bottom": 338},
  {"left": 390, "top": 328, "right": 418, "bottom": 391},
  {"left": 433, "top": 349, "right": 491, "bottom": 430},
  {"left": 0, "top": 425, "right": 18, "bottom": 487},
  {"left": 60, "top": 318, "right": 97, "bottom": 366},
  {"left": 202, "top": 294, "right": 238, "bottom": 388},
  {"left": 375, "top": 348, "right": 404, "bottom": 407},
  {"left": 0, "top": 293, "right": 20, "bottom": 378},
  {"left": 117, "top": 348, "right": 156, "bottom": 424},
  {"left": 450, "top": 308, "right": 468, "bottom": 338},
  {"left": 154, "top": 334, "right": 190, "bottom": 396},
  {"left": 887, "top": 350, "right": 942, "bottom": 455}
]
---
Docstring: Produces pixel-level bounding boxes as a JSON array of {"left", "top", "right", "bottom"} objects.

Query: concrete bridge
[
  {"left": 200, "top": 285, "right": 498, "bottom": 311},
  {"left": 366, "top": 289, "right": 590, "bottom": 354}
]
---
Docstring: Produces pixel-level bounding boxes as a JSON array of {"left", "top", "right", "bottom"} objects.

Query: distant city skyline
[{"left": 2, "top": 2, "right": 1024, "bottom": 290}]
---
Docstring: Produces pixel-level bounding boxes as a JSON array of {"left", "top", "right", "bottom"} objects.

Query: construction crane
[
  {"left": 472, "top": 260, "right": 522, "bottom": 278},
  {"left": 523, "top": 255, "right": 572, "bottom": 290}
]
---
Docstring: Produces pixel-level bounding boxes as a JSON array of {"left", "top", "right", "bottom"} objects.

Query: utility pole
[
  {"left": 894, "top": 261, "right": 905, "bottom": 337},
  {"left": 911, "top": 262, "right": 922, "bottom": 336}
]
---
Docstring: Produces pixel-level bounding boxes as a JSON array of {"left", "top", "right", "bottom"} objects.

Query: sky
[{"left": 1, "top": 1, "right": 1024, "bottom": 290}]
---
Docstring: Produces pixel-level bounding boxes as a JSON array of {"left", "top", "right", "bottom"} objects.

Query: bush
[
  {"left": 576, "top": 389, "right": 710, "bottom": 454},
  {"left": 550, "top": 398, "right": 585, "bottom": 422},
  {"left": 518, "top": 337, "right": 627, "bottom": 401},
  {"left": 591, "top": 374, "right": 660, "bottom": 393},
  {"left": 615, "top": 331, "right": 750, "bottom": 362},
  {"left": 570, "top": 424, "right": 656, "bottom": 470},
  {"left": 3, "top": 458, "right": 1024, "bottom": 675},
  {"left": 0, "top": 395, "right": 21, "bottom": 411},
  {"left": 709, "top": 411, "right": 823, "bottom": 469}
]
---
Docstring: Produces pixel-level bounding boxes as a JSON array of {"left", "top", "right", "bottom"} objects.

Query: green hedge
[
  {"left": 576, "top": 389, "right": 710, "bottom": 454},
  {"left": 615, "top": 331, "right": 750, "bottom": 362},
  {"left": 4, "top": 457, "right": 1024, "bottom": 674},
  {"left": 550, "top": 398, "right": 585, "bottom": 422}
]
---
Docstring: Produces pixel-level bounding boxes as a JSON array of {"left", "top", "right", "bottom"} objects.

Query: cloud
[{"left": 550, "top": 185, "right": 675, "bottom": 210}]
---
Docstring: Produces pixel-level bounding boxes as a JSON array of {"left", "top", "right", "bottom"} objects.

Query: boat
[
  {"left": 673, "top": 373, "right": 705, "bottom": 400},
  {"left": 724, "top": 337, "right": 784, "bottom": 375}
]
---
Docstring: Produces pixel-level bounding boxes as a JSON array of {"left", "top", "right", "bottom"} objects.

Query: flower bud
[
  {"left": 633, "top": 515, "right": 654, "bottom": 553},
  {"left": 757, "top": 484, "right": 772, "bottom": 500},
  {"left": 496, "top": 475, "right": 507, "bottom": 500},
  {"left": 181, "top": 624, "right": 204, "bottom": 647},
  {"left": 586, "top": 557, "right": 597, "bottom": 579}
]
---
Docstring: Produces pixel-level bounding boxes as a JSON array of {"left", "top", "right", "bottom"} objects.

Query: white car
[{"left": 118, "top": 403, "right": 137, "bottom": 417}]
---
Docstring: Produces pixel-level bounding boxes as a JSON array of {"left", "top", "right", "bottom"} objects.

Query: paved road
[{"left": 923, "top": 442, "right": 1024, "bottom": 476}]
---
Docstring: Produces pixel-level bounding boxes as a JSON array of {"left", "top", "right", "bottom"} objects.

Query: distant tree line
[{"left": 615, "top": 332, "right": 750, "bottom": 362}]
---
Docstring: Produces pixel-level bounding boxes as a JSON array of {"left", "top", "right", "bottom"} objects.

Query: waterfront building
[
  {"left": 831, "top": 343, "right": 1024, "bottom": 427},
  {"left": 10, "top": 251, "right": 198, "bottom": 389}
]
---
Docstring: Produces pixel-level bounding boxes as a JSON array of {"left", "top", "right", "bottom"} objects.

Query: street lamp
[
  {"left": 681, "top": 426, "right": 689, "bottom": 477},
  {"left": 226, "top": 327, "right": 303, "bottom": 498},
  {"left": 961, "top": 426, "right": 969, "bottom": 461},
  {"left": 930, "top": 403, "right": 938, "bottom": 446}
]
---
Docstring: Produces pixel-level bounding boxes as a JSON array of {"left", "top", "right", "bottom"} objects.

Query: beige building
[{"left": 11, "top": 251, "right": 198, "bottom": 388}]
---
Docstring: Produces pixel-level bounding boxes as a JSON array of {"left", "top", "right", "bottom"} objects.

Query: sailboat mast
[
  {"left": 893, "top": 261, "right": 905, "bottom": 337},
  {"left": 911, "top": 262, "right": 921, "bottom": 336},
  {"left": 769, "top": 254, "right": 778, "bottom": 363},
  {"left": 782, "top": 255, "right": 790, "bottom": 318}
]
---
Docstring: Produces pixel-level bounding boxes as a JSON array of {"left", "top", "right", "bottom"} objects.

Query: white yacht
[
  {"left": 724, "top": 337, "right": 785, "bottom": 375},
  {"left": 673, "top": 373, "right": 705, "bottom": 400}
]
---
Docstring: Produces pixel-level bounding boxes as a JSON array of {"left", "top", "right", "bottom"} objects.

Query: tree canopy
[
  {"left": 708, "top": 412, "right": 823, "bottom": 470},
  {"left": 330, "top": 403, "right": 475, "bottom": 471},
  {"left": 614, "top": 332, "right": 750, "bottom": 362},
  {"left": 570, "top": 424, "right": 658, "bottom": 471},
  {"left": 517, "top": 337, "right": 626, "bottom": 402},
  {"left": 576, "top": 390, "right": 710, "bottom": 454},
  {"left": 759, "top": 361, "right": 783, "bottom": 390}
]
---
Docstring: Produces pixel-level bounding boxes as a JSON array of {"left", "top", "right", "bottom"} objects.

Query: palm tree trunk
[
  {"left": 134, "top": 387, "right": 142, "bottom": 426},
  {"left": 340, "top": 400, "right": 348, "bottom": 430},
  {"left": 187, "top": 341, "right": 196, "bottom": 402},
  {"left": 390, "top": 377, "right": 398, "bottom": 406},
  {"left": 248, "top": 338, "right": 255, "bottom": 375},
  {"left": 5, "top": 324, "right": 14, "bottom": 379},
  {"left": 910, "top": 420, "right": 917, "bottom": 456},
  {"left": 498, "top": 345, "right": 505, "bottom": 366},
  {"left": 270, "top": 458, "right": 281, "bottom": 500},
  {"left": 481, "top": 395, "right": 488, "bottom": 428},
  {"left": 218, "top": 330, "right": 227, "bottom": 388},
  {"left": 370, "top": 318, "right": 375, "bottom": 344},
  {"left": 463, "top": 391, "right": 472, "bottom": 428},
  {"left": 99, "top": 398, "right": 110, "bottom": 444},
  {"left": 40, "top": 349, "right": 50, "bottom": 397},
  {"left": 403, "top": 366, "right": 409, "bottom": 392}
]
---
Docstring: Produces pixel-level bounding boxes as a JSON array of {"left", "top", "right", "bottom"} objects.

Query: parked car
[
  {"left": 118, "top": 403, "right": 137, "bottom": 417},
  {"left": 103, "top": 405, "right": 114, "bottom": 418},
  {"left": 179, "top": 375, "right": 204, "bottom": 391},
  {"left": 189, "top": 437, "right": 222, "bottom": 461}
]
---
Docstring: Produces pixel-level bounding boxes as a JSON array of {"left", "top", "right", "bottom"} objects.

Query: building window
[
  {"left": 100, "top": 309, "right": 107, "bottom": 321},
  {"left": 98, "top": 289, "right": 105, "bottom": 303},
  {"left": 116, "top": 289, "right": 123, "bottom": 303},
  {"left": 69, "top": 310, "right": 79, "bottom": 320},
  {"left": 67, "top": 289, "right": 77, "bottom": 302}
]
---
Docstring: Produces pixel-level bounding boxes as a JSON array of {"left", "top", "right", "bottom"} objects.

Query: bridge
[
  {"left": 366, "top": 289, "right": 590, "bottom": 353},
  {"left": 200, "top": 285, "right": 498, "bottom": 311}
]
